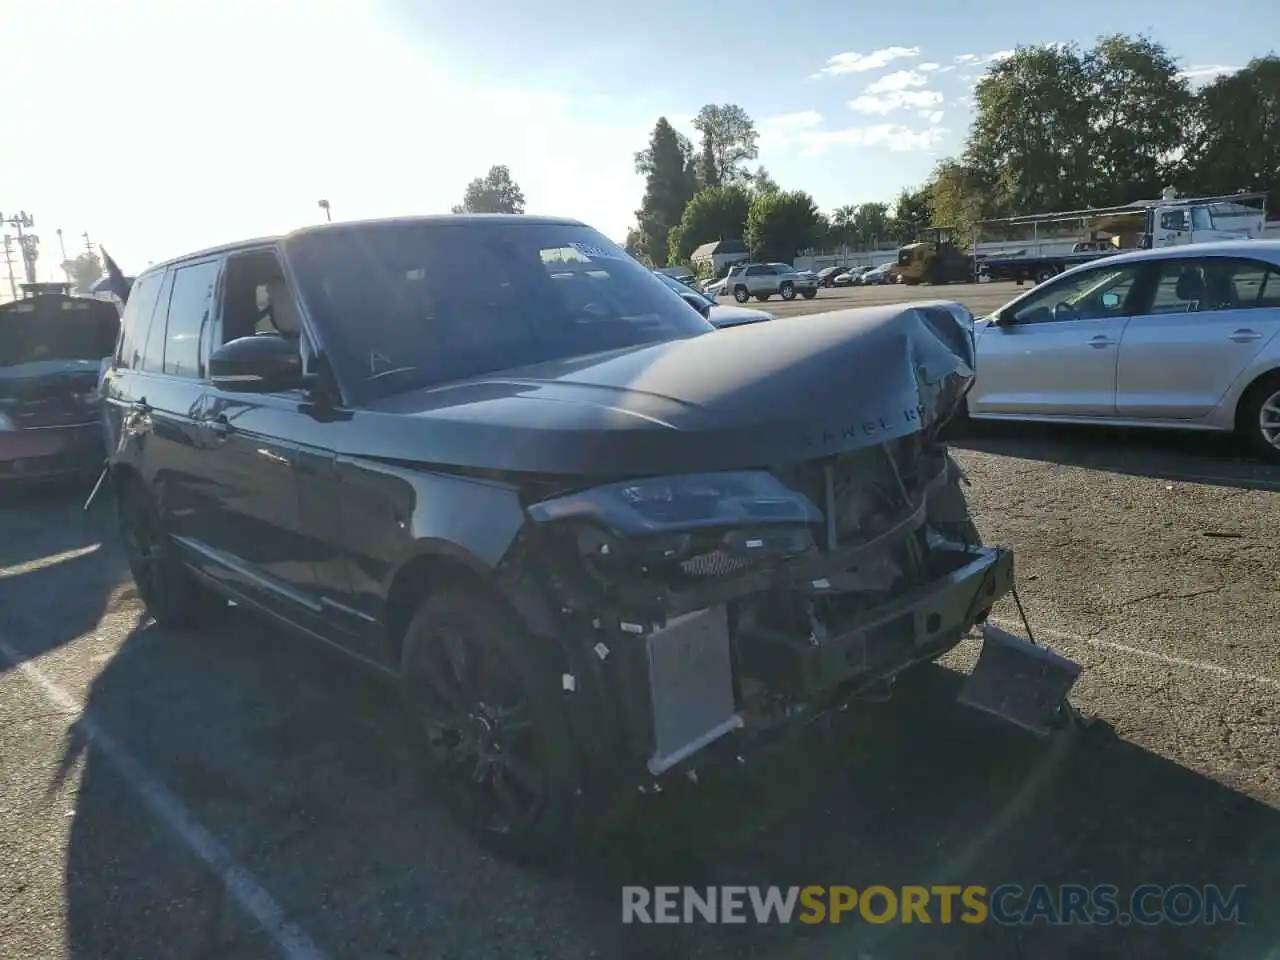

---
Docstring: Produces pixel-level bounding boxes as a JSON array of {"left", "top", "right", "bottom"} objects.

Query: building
[{"left": 689, "top": 238, "right": 749, "bottom": 276}]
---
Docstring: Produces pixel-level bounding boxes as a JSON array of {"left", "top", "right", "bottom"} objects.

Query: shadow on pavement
[
  {"left": 954, "top": 420, "right": 1280, "bottom": 492},
  {"left": 0, "top": 485, "right": 121, "bottom": 673},
  {"left": 52, "top": 580, "right": 1280, "bottom": 959}
]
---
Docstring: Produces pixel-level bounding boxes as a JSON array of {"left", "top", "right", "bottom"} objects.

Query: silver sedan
[{"left": 965, "top": 240, "right": 1280, "bottom": 461}]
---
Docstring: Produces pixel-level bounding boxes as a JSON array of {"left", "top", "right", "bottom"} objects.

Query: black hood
[{"left": 358, "top": 302, "right": 975, "bottom": 476}]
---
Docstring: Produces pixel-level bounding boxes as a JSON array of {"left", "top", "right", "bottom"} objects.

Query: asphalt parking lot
[{"left": 2, "top": 421, "right": 1278, "bottom": 955}]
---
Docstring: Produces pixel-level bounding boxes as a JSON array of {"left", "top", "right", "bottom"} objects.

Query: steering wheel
[{"left": 1051, "top": 301, "right": 1078, "bottom": 323}]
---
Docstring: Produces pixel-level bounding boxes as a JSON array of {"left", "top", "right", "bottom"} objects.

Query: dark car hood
[{"left": 357, "top": 303, "right": 975, "bottom": 476}]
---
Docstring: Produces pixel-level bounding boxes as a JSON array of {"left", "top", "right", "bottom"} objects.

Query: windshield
[
  {"left": 286, "top": 220, "right": 714, "bottom": 402},
  {"left": 0, "top": 301, "right": 120, "bottom": 368},
  {"left": 653, "top": 270, "right": 712, "bottom": 305}
]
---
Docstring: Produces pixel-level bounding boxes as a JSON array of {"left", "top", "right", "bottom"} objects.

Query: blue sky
[{"left": 1, "top": 0, "right": 1271, "bottom": 275}]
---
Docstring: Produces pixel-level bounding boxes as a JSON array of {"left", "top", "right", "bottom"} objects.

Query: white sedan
[{"left": 964, "top": 240, "right": 1280, "bottom": 461}]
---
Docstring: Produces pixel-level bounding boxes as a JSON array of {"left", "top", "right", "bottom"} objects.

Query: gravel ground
[{"left": 1, "top": 422, "right": 1277, "bottom": 960}]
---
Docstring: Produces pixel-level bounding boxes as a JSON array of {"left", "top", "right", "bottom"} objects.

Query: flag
[{"left": 100, "top": 247, "right": 133, "bottom": 305}]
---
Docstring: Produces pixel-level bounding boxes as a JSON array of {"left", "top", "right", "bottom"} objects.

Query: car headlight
[{"left": 527, "top": 470, "right": 822, "bottom": 535}]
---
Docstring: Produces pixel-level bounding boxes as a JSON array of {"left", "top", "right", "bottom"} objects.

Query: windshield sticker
[{"left": 569, "top": 241, "right": 626, "bottom": 261}]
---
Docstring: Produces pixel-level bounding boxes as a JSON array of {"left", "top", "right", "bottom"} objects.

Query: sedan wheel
[
  {"left": 779, "top": 281, "right": 796, "bottom": 301},
  {"left": 1243, "top": 375, "right": 1280, "bottom": 463},
  {"left": 733, "top": 285, "right": 749, "bottom": 303}
]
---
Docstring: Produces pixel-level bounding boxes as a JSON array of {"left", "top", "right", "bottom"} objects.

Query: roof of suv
[{"left": 140, "top": 214, "right": 590, "bottom": 276}]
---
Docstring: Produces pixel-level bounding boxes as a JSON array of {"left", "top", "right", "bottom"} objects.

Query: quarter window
[{"left": 114, "top": 270, "right": 164, "bottom": 370}]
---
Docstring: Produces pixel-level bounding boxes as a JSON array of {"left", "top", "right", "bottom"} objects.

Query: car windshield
[
  {"left": 0, "top": 300, "right": 120, "bottom": 368},
  {"left": 285, "top": 220, "right": 714, "bottom": 402},
  {"left": 654, "top": 270, "right": 712, "bottom": 305}
]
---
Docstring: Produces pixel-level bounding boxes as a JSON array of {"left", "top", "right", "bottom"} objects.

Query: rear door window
[{"left": 161, "top": 260, "right": 220, "bottom": 378}]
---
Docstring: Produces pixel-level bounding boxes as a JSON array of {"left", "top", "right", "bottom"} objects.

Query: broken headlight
[{"left": 527, "top": 470, "right": 823, "bottom": 536}]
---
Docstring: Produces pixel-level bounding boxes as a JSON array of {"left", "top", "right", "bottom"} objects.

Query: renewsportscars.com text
[{"left": 621, "top": 884, "right": 1251, "bottom": 926}]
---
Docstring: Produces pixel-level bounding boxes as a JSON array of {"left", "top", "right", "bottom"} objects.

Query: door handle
[
  {"left": 1228, "top": 329, "right": 1262, "bottom": 343},
  {"left": 1088, "top": 335, "right": 1116, "bottom": 348},
  {"left": 204, "top": 414, "right": 232, "bottom": 438}
]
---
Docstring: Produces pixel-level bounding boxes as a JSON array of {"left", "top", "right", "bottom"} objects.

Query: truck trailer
[{"left": 974, "top": 189, "right": 1268, "bottom": 285}]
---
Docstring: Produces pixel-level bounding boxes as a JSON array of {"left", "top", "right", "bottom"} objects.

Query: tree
[
  {"left": 927, "top": 161, "right": 997, "bottom": 243},
  {"left": 1080, "top": 35, "right": 1191, "bottom": 206},
  {"left": 693, "top": 104, "right": 760, "bottom": 186},
  {"left": 1183, "top": 56, "right": 1280, "bottom": 215},
  {"left": 623, "top": 226, "right": 646, "bottom": 262},
  {"left": 748, "top": 166, "right": 780, "bottom": 195},
  {"left": 851, "top": 202, "right": 891, "bottom": 248},
  {"left": 965, "top": 43, "right": 1093, "bottom": 214},
  {"left": 889, "top": 186, "right": 932, "bottom": 242},
  {"left": 451, "top": 165, "right": 526, "bottom": 214},
  {"left": 633, "top": 118, "right": 698, "bottom": 266},
  {"left": 745, "top": 190, "right": 822, "bottom": 262},
  {"left": 65, "top": 252, "right": 103, "bottom": 294},
  {"left": 667, "top": 184, "right": 753, "bottom": 264},
  {"left": 829, "top": 205, "right": 858, "bottom": 248}
]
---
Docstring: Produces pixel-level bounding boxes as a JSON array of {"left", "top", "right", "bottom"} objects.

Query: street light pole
[{"left": 318, "top": 199, "right": 332, "bottom": 222}]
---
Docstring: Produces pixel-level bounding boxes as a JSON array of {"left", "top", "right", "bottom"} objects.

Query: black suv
[{"left": 102, "top": 215, "right": 1079, "bottom": 860}]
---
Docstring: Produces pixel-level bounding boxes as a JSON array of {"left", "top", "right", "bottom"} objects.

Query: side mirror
[
  {"left": 209, "top": 334, "right": 306, "bottom": 393},
  {"left": 681, "top": 293, "right": 712, "bottom": 318}
]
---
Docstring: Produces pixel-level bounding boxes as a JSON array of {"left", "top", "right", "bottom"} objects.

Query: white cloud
[
  {"left": 811, "top": 46, "right": 920, "bottom": 78},
  {"left": 850, "top": 88, "right": 944, "bottom": 115},
  {"left": 865, "top": 70, "right": 927, "bottom": 93},
  {"left": 954, "top": 50, "right": 1012, "bottom": 67},
  {"left": 789, "top": 124, "right": 949, "bottom": 156},
  {"left": 760, "top": 110, "right": 824, "bottom": 132},
  {"left": 924, "top": 110, "right": 945, "bottom": 125},
  {"left": 954, "top": 53, "right": 983, "bottom": 65},
  {"left": 919, "top": 62, "right": 941, "bottom": 72},
  {"left": 987, "top": 50, "right": 1014, "bottom": 63},
  {"left": 1179, "top": 64, "right": 1240, "bottom": 82}
]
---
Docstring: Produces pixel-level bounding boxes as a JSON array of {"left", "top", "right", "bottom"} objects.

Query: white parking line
[
  {"left": 0, "top": 633, "right": 327, "bottom": 960},
  {"left": 991, "top": 617, "right": 1278, "bottom": 688}
]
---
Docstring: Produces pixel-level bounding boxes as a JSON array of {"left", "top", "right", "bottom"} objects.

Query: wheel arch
[{"left": 1233, "top": 366, "right": 1280, "bottom": 432}]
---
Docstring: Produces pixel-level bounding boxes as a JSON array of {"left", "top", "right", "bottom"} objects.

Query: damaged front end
[{"left": 516, "top": 303, "right": 1082, "bottom": 782}]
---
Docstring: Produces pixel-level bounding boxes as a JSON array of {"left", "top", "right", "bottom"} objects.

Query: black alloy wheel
[{"left": 401, "top": 587, "right": 579, "bottom": 860}]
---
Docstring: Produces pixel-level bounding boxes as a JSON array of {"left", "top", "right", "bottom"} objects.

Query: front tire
[
  {"left": 401, "top": 585, "right": 582, "bottom": 862},
  {"left": 117, "top": 481, "right": 224, "bottom": 629},
  {"left": 1239, "top": 372, "right": 1280, "bottom": 463},
  {"left": 733, "top": 285, "right": 749, "bottom": 303}
]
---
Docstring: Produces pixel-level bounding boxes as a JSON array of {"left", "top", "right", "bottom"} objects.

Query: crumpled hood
[{"left": 358, "top": 302, "right": 975, "bottom": 476}]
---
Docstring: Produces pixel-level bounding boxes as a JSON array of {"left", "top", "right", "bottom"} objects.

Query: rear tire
[
  {"left": 1237, "top": 372, "right": 1280, "bottom": 463},
  {"left": 400, "top": 584, "right": 582, "bottom": 863},
  {"left": 801, "top": 289, "right": 817, "bottom": 300},
  {"left": 1035, "top": 266, "right": 1057, "bottom": 284}
]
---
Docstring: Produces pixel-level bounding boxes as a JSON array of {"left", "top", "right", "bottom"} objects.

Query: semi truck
[
  {"left": 973, "top": 189, "right": 1269, "bottom": 285},
  {"left": 890, "top": 189, "right": 1269, "bottom": 287}
]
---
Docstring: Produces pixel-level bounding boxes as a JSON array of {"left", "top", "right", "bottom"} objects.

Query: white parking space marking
[
  {"left": 0, "top": 544, "right": 101, "bottom": 579},
  {"left": 991, "top": 617, "right": 1278, "bottom": 687},
  {"left": 0, "top": 631, "right": 328, "bottom": 960}
]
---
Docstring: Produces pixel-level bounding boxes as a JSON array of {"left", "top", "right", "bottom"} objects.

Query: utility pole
[
  {"left": 2, "top": 235, "right": 17, "bottom": 301},
  {"left": 82, "top": 231, "right": 95, "bottom": 255},
  {"left": 1, "top": 211, "right": 38, "bottom": 284}
]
